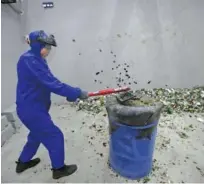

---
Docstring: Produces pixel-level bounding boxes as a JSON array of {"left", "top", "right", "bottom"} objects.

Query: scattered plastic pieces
[
  {"left": 72, "top": 86, "right": 204, "bottom": 115},
  {"left": 133, "top": 86, "right": 204, "bottom": 114},
  {"left": 197, "top": 117, "right": 204, "bottom": 123}
]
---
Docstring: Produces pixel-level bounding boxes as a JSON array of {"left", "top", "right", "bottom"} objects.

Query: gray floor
[{"left": 1, "top": 103, "right": 204, "bottom": 183}]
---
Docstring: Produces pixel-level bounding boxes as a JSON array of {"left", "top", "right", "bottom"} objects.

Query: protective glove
[{"left": 79, "top": 90, "right": 89, "bottom": 100}]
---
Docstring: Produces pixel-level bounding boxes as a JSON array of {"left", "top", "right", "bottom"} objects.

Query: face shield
[
  {"left": 25, "top": 30, "right": 58, "bottom": 62},
  {"left": 44, "top": 44, "right": 56, "bottom": 63},
  {"left": 37, "top": 30, "right": 57, "bottom": 62},
  {"left": 37, "top": 31, "right": 57, "bottom": 47}
]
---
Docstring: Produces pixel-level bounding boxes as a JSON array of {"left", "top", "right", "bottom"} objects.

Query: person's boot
[
  {"left": 52, "top": 165, "right": 77, "bottom": 179},
  {"left": 16, "top": 158, "right": 41, "bottom": 173}
]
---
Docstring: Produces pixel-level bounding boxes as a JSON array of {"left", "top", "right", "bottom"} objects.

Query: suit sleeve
[{"left": 25, "top": 59, "right": 81, "bottom": 102}]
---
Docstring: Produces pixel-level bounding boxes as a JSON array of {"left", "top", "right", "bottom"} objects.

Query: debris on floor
[
  {"left": 197, "top": 117, "right": 204, "bottom": 123},
  {"left": 71, "top": 96, "right": 105, "bottom": 114},
  {"left": 136, "top": 86, "right": 204, "bottom": 114},
  {"left": 1, "top": 103, "right": 204, "bottom": 183},
  {"left": 3, "top": 86, "right": 204, "bottom": 183},
  {"left": 71, "top": 86, "right": 204, "bottom": 115}
]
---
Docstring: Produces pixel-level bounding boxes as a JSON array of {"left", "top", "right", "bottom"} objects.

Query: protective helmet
[
  {"left": 25, "top": 30, "right": 57, "bottom": 47},
  {"left": 37, "top": 30, "right": 57, "bottom": 47}
]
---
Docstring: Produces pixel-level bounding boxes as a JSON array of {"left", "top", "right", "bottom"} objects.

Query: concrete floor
[{"left": 1, "top": 103, "right": 204, "bottom": 183}]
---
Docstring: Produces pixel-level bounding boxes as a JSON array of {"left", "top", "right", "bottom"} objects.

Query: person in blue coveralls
[{"left": 15, "top": 30, "right": 88, "bottom": 179}]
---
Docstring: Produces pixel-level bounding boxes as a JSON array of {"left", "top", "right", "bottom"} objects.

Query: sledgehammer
[{"left": 88, "top": 86, "right": 131, "bottom": 97}]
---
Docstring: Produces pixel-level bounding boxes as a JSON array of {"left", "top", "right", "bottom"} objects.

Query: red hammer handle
[{"left": 88, "top": 86, "right": 131, "bottom": 97}]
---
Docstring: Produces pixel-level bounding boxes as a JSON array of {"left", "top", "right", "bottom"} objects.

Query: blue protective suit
[{"left": 16, "top": 31, "right": 82, "bottom": 169}]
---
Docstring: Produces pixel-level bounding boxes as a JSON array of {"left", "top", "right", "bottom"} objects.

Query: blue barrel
[{"left": 109, "top": 121, "right": 158, "bottom": 179}]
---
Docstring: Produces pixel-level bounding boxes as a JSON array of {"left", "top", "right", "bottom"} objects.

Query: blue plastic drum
[{"left": 109, "top": 121, "right": 158, "bottom": 179}]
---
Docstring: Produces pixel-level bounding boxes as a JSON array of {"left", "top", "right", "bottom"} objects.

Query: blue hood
[{"left": 29, "top": 30, "right": 47, "bottom": 57}]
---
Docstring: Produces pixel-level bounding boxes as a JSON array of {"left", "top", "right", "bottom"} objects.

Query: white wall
[
  {"left": 1, "top": 0, "right": 204, "bottom": 109},
  {"left": 1, "top": 1, "right": 28, "bottom": 111},
  {"left": 26, "top": 0, "right": 204, "bottom": 93}
]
